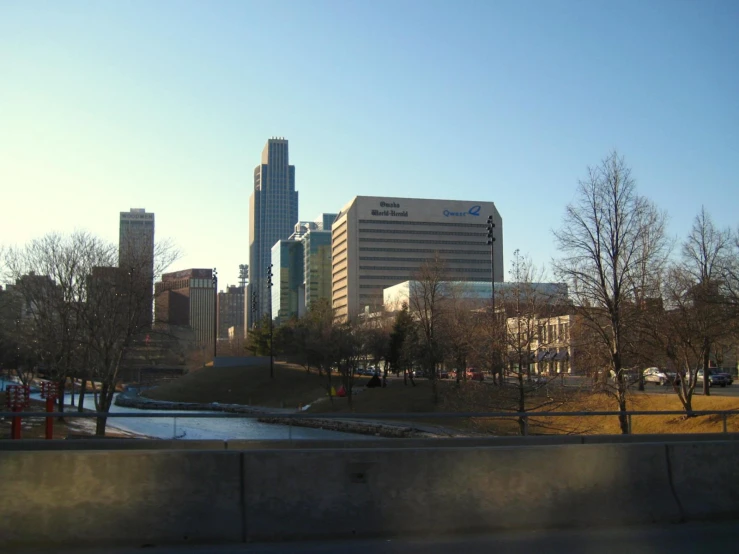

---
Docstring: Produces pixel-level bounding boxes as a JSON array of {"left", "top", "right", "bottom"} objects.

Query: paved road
[
  {"left": 635, "top": 382, "right": 739, "bottom": 397},
  {"left": 13, "top": 522, "right": 739, "bottom": 554},
  {"left": 538, "top": 375, "right": 739, "bottom": 397}
]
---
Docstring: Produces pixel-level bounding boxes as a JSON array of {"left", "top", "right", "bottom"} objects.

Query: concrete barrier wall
[
  {"left": 1, "top": 440, "right": 737, "bottom": 548},
  {"left": 0, "top": 451, "right": 243, "bottom": 547},
  {"left": 668, "top": 441, "right": 739, "bottom": 521},
  {"left": 242, "top": 443, "right": 681, "bottom": 541}
]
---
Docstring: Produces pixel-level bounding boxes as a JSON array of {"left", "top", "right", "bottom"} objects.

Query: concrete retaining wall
[{"left": 1, "top": 440, "right": 737, "bottom": 547}]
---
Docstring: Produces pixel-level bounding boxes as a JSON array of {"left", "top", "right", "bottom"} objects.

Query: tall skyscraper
[
  {"left": 119, "top": 208, "right": 155, "bottom": 326},
  {"left": 246, "top": 138, "right": 298, "bottom": 331}
]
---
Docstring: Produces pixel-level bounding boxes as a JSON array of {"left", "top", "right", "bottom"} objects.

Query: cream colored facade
[
  {"left": 332, "top": 196, "right": 503, "bottom": 320},
  {"left": 506, "top": 313, "right": 574, "bottom": 374}
]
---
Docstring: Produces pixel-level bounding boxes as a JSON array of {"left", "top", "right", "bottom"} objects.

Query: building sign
[
  {"left": 372, "top": 200, "right": 408, "bottom": 217},
  {"left": 371, "top": 209, "right": 409, "bottom": 217},
  {"left": 443, "top": 205, "right": 481, "bottom": 217}
]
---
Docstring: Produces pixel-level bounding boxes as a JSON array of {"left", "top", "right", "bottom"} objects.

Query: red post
[
  {"left": 11, "top": 406, "right": 22, "bottom": 440},
  {"left": 6, "top": 385, "right": 30, "bottom": 440},
  {"left": 40, "top": 381, "right": 59, "bottom": 440}
]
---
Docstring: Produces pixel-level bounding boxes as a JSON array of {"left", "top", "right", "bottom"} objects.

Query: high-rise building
[
  {"left": 271, "top": 239, "right": 304, "bottom": 326},
  {"left": 154, "top": 268, "right": 215, "bottom": 347},
  {"left": 119, "top": 208, "right": 155, "bottom": 326},
  {"left": 302, "top": 213, "right": 336, "bottom": 310},
  {"left": 218, "top": 285, "right": 245, "bottom": 339},
  {"left": 268, "top": 213, "right": 337, "bottom": 324},
  {"left": 331, "top": 196, "right": 503, "bottom": 320},
  {"left": 246, "top": 138, "right": 298, "bottom": 332}
]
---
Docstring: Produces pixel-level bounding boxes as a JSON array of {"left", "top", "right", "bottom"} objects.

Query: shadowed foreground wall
[{"left": 1, "top": 441, "right": 738, "bottom": 548}]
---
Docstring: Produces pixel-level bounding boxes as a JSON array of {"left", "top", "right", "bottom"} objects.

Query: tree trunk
[
  {"left": 431, "top": 375, "right": 438, "bottom": 405},
  {"left": 703, "top": 339, "right": 711, "bottom": 396},
  {"left": 77, "top": 379, "right": 87, "bottom": 412},
  {"left": 617, "top": 374, "right": 629, "bottom": 434},
  {"left": 95, "top": 383, "right": 114, "bottom": 437},
  {"left": 56, "top": 379, "right": 66, "bottom": 420},
  {"left": 517, "top": 370, "right": 527, "bottom": 435}
]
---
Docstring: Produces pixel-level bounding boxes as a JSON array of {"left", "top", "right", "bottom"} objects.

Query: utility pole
[
  {"left": 266, "top": 264, "right": 274, "bottom": 379},
  {"left": 212, "top": 268, "right": 218, "bottom": 360}
]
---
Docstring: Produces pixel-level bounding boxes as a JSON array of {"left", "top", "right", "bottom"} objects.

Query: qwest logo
[{"left": 443, "top": 205, "right": 481, "bottom": 217}]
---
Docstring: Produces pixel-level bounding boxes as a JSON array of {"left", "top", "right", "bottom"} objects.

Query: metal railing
[{"left": 2, "top": 409, "right": 738, "bottom": 437}]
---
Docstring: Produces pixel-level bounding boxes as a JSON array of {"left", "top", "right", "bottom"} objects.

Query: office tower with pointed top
[{"left": 246, "top": 138, "right": 298, "bottom": 332}]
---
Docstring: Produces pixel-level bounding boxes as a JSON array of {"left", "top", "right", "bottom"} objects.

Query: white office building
[{"left": 332, "top": 196, "right": 503, "bottom": 320}]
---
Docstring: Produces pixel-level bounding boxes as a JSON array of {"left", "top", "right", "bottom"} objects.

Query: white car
[{"left": 643, "top": 367, "right": 676, "bottom": 386}]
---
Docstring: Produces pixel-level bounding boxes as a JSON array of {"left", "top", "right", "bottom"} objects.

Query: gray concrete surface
[
  {"left": 2, "top": 440, "right": 739, "bottom": 548},
  {"left": 0, "top": 450, "right": 243, "bottom": 546},
  {"left": 241, "top": 443, "right": 681, "bottom": 541},
  {"left": 11, "top": 522, "right": 739, "bottom": 554}
]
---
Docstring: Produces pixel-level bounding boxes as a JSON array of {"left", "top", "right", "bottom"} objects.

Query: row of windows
[
  {"left": 359, "top": 238, "right": 485, "bottom": 246},
  {"left": 359, "top": 228, "right": 485, "bottom": 237},
  {"left": 359, "top": 257, "right": 488, "bottom": 264},
  {"left": 359, "top": 247, "right": 489, "bottom": 255},
  {"left": 357, "top": 267, "right": 489, "bottom": 279},
  {"left": 359, "top": 266, "right": 490, "bottom": 273},
  {"left": 358, "top": 219, "right": 486, "bottom": 228}
]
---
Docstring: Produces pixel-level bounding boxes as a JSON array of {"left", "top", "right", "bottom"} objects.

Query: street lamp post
[
  {"left": 487, "top": 215, "right": 497, "bottom": 384},
  {"left": 487, "top": 215, "right": 496, "bottom": 308},
  {"left": 266, "top": 264, "right": 274, "bottom": 379},
  {"left": 212, "top": 268, "right": 218, "bottom": 360}
]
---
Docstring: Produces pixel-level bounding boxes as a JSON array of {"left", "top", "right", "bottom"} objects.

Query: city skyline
[{"left": 1, "top": 2, "right": 738, "bottom": 286}]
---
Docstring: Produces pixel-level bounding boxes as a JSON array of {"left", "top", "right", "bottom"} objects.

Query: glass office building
[
  {"left": 302, "top": 213, "right": 336, "bottom": 310},
  {"left": 269, "top": 213, "right": 337, "bottom": 324},
  {"left": 271, "top": 239, "right": 304, "bottom": 326},
  {"left": 246, "top": 138, "right": 298, "bottom": 331}
]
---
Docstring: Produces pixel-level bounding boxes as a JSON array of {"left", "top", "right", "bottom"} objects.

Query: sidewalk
[{"left": 11, "top": 522, "right": 739, "bottom": 554}]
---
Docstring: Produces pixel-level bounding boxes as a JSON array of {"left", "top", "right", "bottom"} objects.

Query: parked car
[
  {"left": 643, "top": 367, "right": 679, "bottom": 386},
  {"left": 696, "top": 369, "right": 733, "bottom": 388},
  {"left": 439, "top": 370, "right": 450, "bottom": 379},
  {"left": 412, "top": 369, "right": 425, "bottom": 378},
  {"left": 465, "top": 368, "right": 485, "bottom": 382}
]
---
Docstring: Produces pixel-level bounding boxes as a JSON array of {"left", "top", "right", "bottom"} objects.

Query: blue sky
[{"left": 1, "top": 0, "right": 737, "bottom": 286}]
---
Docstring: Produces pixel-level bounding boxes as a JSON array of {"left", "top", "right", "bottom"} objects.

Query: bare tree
[
  {"left": 678, "top": 207, "right": 733, "bottom": 396},
  {"left": 3, "top": 232, "right": 114, "bottom": 411},
  {"left": 501, "top": 250, "right": 567, "bottom": 434},
  {"left": 83, "top": 238, "right": 179, "bottom": 435},
  {"left": 553, "top": 151, "right": 668, "bottom": 434},
  {"left": 658, "top": 267, "right": 705, "bottom": 413},
  {"left": 408, "top": 254, "right": 449, "bottom": 404},
  {"left": 441, "top": 285, "right": 477, "bottom": 385}
]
